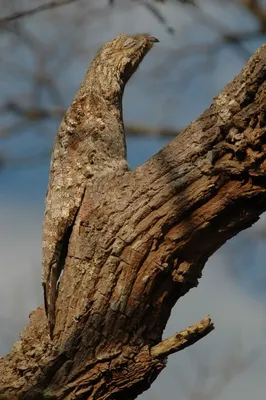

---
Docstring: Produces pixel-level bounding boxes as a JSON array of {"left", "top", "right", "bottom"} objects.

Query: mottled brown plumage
[{"left": 42, "top": 33, "right": 159, "bottom": 338}]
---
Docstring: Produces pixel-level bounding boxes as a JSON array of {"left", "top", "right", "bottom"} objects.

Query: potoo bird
[{"left": 42, "top": 34, "right": 159, "bottom": 338}]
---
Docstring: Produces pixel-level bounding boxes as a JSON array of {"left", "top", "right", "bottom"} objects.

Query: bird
[{"left": 42, "top": 33, "right": 159, "bottom": 338}]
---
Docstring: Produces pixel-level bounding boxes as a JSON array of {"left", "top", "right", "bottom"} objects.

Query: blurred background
[{"left": 1, "top": 0, "right": 266, "bottom": 398}]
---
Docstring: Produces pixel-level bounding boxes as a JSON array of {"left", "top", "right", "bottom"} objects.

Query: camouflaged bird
[{"left": 42, "top": 33, "right": 159, "bottom": 338}]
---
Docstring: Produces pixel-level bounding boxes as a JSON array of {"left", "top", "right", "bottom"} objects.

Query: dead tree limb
[{"left": 1, "top": 43, "right": 266, "bottom": 399}]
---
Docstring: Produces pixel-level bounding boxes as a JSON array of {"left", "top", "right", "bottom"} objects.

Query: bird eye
[{"left": 123, "top": 38, "right": 136, "bottom": 49}]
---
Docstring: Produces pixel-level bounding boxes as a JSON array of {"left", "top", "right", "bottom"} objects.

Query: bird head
[{"left": 94, "top": 33, "right": 159, "bottom": 85}]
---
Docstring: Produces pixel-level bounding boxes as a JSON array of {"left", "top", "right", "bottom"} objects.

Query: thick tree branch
[{"left": 1, "top": 44, "right": 266, "bottom": 399}]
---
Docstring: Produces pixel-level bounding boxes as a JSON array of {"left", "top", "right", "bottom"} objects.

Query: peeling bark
[{"left": 1, "top": 44, "right": 266, "bottom": 399}]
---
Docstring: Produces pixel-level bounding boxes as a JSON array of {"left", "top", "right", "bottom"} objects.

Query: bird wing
[{"left": 42, "top": 99, "right": 87, "bottom": 337}]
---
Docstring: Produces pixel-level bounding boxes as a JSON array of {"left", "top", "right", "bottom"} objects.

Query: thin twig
[
  {"left": 1, "top": 102, "right": 180, "bottom": 138},
  {"left": 0, "top": 0, "right": 80, "bottom": 25}
]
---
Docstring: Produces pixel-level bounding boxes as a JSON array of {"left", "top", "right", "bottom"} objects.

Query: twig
[
  {"left": 126, "top": 123, "right": 179, "bottom": 138},
  {"left": 151, "top": 316, "right": 214, "bottom": 358},
  {"left": 0, "top": 0, "right": 80, "bottom": 25},
  {"left": 1, "top": 102, "right": 180, "bottom": 138}
]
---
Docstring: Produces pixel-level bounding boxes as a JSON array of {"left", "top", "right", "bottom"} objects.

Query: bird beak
[{"left": 149, "top": 36, "right": 160, "bottom": 43}]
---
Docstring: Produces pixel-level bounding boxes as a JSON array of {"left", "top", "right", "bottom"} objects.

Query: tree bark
[{"left": 1, "top": 44, "right": 266, "bottom": 400}]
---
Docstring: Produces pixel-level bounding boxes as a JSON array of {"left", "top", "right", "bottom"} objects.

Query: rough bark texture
[{"left": 1, "top": 44, "right": 266, "bottom": 399}]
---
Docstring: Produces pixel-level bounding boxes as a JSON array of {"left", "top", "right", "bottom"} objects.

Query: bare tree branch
[
  {"left": 151, "top": 317, "right": 214, "bottom": 358},
  {"left": 0, "top": 102, "right": 180, "bottom": 139},
  {"left": 0, "top": 0, "right": 80, "bottom": 25}
]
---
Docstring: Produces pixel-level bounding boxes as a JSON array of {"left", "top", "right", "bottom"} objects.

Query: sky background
[{"left": 1, "top": 1, "right": 266, "bottom": 399}]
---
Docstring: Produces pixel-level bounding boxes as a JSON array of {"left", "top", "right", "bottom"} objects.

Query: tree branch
[
  {"left": 151, "top": 316, "right": 214, "bottom": 358},
  {"left": 0, "top": 0, "right": 80, "bottom": 25},
  {"left": 1, "top": 44, "right": 266, "bottom": 399},
  {"left": 0, "top": 102, "right": 180, "bottom": 138}
]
